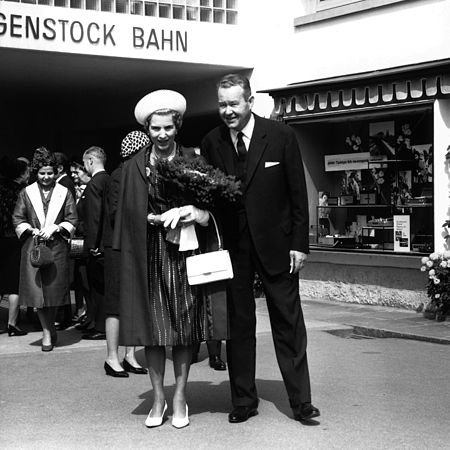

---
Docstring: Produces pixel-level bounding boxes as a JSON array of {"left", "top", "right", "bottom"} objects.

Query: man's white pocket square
[{"left": 265, "top": 161, "right": 280, "bottom": 168}]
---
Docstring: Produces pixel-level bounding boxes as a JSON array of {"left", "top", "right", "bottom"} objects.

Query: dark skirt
[
  {"left": 147, "top": 226, "right": 203, "bottom": 346},
  {"left": 104, "top": 246, "right": 120, "bottom": 316},
  {"left": 0, "top": 237, "right": 21, "bottom": 294}
]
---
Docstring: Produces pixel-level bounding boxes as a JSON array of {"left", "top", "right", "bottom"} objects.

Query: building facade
[{"left": 1, "top": 0, "right": 449, "bottom": 307}]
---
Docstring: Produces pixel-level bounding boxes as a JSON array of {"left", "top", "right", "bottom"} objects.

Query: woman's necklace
[{"left": 150, "top": 144, "right": 177, "bottom": 166}]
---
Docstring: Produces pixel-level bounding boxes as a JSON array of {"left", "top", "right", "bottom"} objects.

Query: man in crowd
[
  {"left": 79, "top": 146, "right": 109, "bottom": 340},
  {"left": 55, "top": 152, "right": 77, "bottom": 201},
  {"left": 201, "top": 74, "right": 319, "bottom": 425},
  {"left": 54, "top": 151, "right": 77, "bottom": 329}
]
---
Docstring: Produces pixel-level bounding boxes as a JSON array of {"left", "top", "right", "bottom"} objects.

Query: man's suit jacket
[
  {"left": 201, "top": 114, "right": 309, "bottom": 276},
  {"left": 57, "top": 173, "right": 76, "bottom": 203},
  {"left": 82, "top": 171, "right": 110, "bottom": 252}
]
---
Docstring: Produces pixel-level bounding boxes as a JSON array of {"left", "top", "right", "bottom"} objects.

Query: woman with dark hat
[
  {"left": 102, "top": 131, "right": 150, "bottom": 377},
  {"left": 113, "top": 90, "right": 228, "bottom": 429},
  {"left": 12, "top": 147, "right": 78, "bottom": 351}
]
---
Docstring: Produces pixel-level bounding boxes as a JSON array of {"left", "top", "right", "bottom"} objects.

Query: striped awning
[{"left": 260, "top": 59, "right": 450, "bottom": 120}]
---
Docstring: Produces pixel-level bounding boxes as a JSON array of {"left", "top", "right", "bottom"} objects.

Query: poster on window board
[{"left": 394, "top": 215, "right": 410, "bottom": 252}]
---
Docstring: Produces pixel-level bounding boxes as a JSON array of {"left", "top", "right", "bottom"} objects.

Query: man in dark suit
[
  {"left": 55, "top": 152, "right": 77, "bottom": 202},
  {"left": 80, "top": 146, "right": 109, "bottom": 340},
  {"left": 201, "top": 74, "right": 319, "bottom": 424},
  {"left": 54, "top": 151, "right": 77, "bottom": 329}
]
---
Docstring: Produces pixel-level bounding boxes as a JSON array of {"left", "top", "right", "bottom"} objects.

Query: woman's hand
[
  {"left": 160, "top": 208, "right": 181, "bottom": 229},
  {"left": 179, "top": 205, "right": 209, "bottom": 226},
  {"left": 38, "top": 224, "right": 60, "bottom": 240}
]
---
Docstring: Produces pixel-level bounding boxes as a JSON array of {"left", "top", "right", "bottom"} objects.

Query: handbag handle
[{"left": 209, "top": 212, "right": 223, "bottom": 251}]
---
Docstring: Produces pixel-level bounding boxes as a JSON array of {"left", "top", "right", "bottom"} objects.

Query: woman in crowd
[
  {"left": 102, "top": 131, "right": 150, "bottom": 377},
  {"left": 113, "top": 90, "right": 227, "bottom": 429},
  {"left": 0, "top": 156, "right": 30, "bottom": 336},
  {"left": 13, "top": 147, "right": 77, "bottom": 351}
]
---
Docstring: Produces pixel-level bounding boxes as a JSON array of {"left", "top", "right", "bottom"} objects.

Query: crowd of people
[{"left": 0, "top": 73, "right": 319, "bottom": 428}]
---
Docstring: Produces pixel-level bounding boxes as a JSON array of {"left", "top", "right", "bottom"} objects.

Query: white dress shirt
[{"left": 230, "top": 113, "right": 255, "bottom": 154}]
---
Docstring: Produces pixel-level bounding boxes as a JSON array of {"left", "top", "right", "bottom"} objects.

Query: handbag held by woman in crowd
[{"left": 30, "top": 236, "right": 54, "bottom": 268}]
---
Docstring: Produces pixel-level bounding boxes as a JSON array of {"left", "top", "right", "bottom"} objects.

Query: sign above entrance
[{"left": 0, "top": 3, "right": 249, "bottom": 67}]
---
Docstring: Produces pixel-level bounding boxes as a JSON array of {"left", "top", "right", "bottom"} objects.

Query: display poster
[
  {"left": 394, "top": 215, "right": 410, "bottom": 252},
  {"left": 324, "top": 152, "right": 370, "bottom": 172}
]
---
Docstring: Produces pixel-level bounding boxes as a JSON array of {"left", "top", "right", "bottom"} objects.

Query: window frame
[{"left": 296, "top": 0, "right": 413, "bottom": 27}]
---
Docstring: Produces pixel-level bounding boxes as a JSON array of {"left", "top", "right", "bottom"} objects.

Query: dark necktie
[
  {"left": 236, "top": 131, "right": 247, "bottom": 182},
  {"left": 236, "top": 131, "right": 247, "bottom": 160}
]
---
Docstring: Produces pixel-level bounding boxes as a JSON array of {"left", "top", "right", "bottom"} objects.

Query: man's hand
[
  {"left": 89, "top": 248, "right": 102, "bottom": 257},
  {"left": 289, "top": 250, "right": 307, "bottom": 274}
]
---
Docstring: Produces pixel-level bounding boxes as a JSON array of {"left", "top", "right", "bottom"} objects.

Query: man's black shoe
[
  {"left": 209, "top": 355, "right": 227, "bottom": 371},
  {"left": 293, "top": 403, "right": 320, "bottom": 424},
  {"left": 228, "top": 406, "right": 258, "bottom": 423},
  {"left": 82, "top": 332, "right": 106, "bottom": 340}
]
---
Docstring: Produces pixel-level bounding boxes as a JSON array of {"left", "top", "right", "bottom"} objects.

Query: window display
[{"left": 311, "top": 108, "right": 433, "bottom": 254}]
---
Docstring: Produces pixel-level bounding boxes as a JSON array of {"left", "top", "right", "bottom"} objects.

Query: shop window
[
  {"left": 54, "top": 0, "right": 69, "bottom": 7},
  {"left": 213, "top": 0, "right": 223, "bottom": 7},
  {"left": 226, "top": 0, "right": 236, "bottom": 9},
  {"left": 70, "top": 0, "right": 83, "bottom": 8},
  {"left": 38, "top": 0, "right": 52, "bottom": 5},
  {"left": 302, "top": 107, "right": 434, "bottom": 254},
  {"left": 200, "top": 0, "right": 211, "bottom": 6}
]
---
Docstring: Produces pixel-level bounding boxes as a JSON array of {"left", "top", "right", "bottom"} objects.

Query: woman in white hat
[{"left": 113, "top": 90, "right": 228, "bottom": 429}]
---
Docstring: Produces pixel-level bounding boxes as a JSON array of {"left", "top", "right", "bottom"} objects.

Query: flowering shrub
[{"left": 420, "top": 252, "right": 450, "bottom": 316}]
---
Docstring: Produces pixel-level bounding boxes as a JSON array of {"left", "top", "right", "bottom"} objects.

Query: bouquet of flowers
[
  {"left": 420, "top": 252, "right": 450, "bottom": 319},
  {"left": 156, "top": 156, "right": 241, "bottom": 210}
]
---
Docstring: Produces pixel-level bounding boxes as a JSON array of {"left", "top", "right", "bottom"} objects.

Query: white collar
[{"left": 230, "top": 113, "right": 255, "bottom": 145}]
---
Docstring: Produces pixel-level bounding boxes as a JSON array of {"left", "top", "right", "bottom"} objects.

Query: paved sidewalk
[
  {"left": 301, "top": 298, "right": 450, "bottom": 345},
  {"left": 1, "top": 296, "right": 449, "bottom": 353},
  {"left": 2, "top": 295, "right": 450, "bottom": 449}
]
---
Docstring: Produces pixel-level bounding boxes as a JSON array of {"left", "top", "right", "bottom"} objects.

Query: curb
[{"left": 347, "top": 324, "right": 450, "bottom": 345}]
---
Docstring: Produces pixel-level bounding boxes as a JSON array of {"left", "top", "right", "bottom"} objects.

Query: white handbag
[{"left": 186, "top": 213, "right": 233, "bottom": 286}]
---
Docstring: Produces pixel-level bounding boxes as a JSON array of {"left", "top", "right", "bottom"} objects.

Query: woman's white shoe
[
  {"left": 172, "top": 404, "right": 189, "bottom": 429},
  {"left": 145, "top": 402, "right": 167, "bottom": 428}
]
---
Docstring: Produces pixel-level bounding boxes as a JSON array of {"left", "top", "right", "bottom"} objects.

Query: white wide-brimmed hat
[{"left": 134, "top": 89, "right": 187, "bottom": 126}]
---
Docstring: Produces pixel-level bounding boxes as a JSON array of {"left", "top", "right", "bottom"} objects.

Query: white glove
[
  {"left": 38, "top": 224, "right": 59, "bottom": 240},
  {"left": 160, "top": 208, "right": 181, "bottom": 229},
  {"left": 179, "top": 205, "right": 209, "bottom": 226}
]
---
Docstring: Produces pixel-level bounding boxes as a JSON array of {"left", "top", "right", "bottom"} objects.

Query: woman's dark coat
[{"left": 113, "top": 145, "right": 228, "bottom": 346}]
